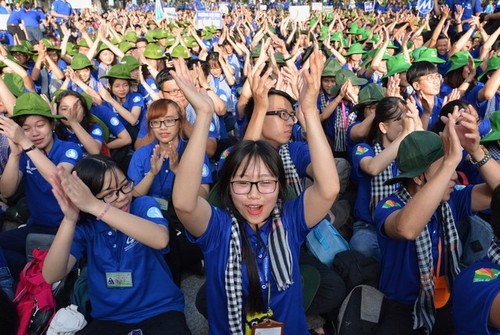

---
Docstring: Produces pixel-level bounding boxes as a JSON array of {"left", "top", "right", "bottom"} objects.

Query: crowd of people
[{"left": 0, "top": 0, "right": 499, "bottom": 334}]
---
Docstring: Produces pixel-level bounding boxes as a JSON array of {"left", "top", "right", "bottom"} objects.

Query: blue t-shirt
[
  {"left": 128, "top": 140, "right": 213, "bottom": 199},
  {"left": 51, "top": 0, "right": 73, "bottom": 23},
  {"left": 103, "top": 92, "right": 145, "bottom": 128},
  {"left": 21, "top": 9, "right": 45, "bottom": 27},
  {"left": 375, "top": 185, "right": 473, "bottom": 304},
  {"left": 59, "top": 123, "right": 104, "bottom": 155},
  {"left": 20, "top": 136, "right": 82, "bottom": 228},
  {"left": 90, "top": 104, "right": 127, "bottom": 140},
  {"left": 351, "top": 143, "right": 398, "bottom": 224},
  {"left": 415, "top": 94, "right": 444, "bottom": 130},
  {"left": 7, "top": 8, "right": 24, "bottom": 25},
  {"left": 70, "top": 196, "right": 184, "bottom": 323},
  {"left": 452, "top": 257, "right": 500, "bottom": 334},
  {"left": 186, "top": 194, "right": 310, "bottom": 334}
]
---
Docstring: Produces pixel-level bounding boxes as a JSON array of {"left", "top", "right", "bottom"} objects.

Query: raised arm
[
  {"left": 171, "top": 58, "right": 215, "bottom": 238},
  {"left": 301, "top": 46, "right": 339, "bottom": 228}
]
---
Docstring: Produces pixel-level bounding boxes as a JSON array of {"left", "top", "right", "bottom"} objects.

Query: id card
[
  {"left": 106, "top": 272, "right": 133, "bottom": 288},
  {"left": 251, "top": 319, "right": 284, "bottom": 335},
  {"left": 154, "top": 197, "right": 169, "bottom": 212}
]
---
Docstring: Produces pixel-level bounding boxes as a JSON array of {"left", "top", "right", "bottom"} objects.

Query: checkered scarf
[
  {"left": 333, "top": 104, "right": 347, "bottom": 153},
  {"left": 395, "top": 187, "right": 461, "bottom": 334},
  {"left": 279, "top": 144, "right": 302, "bottom": 198},
  {"left": 319, "top": 90, "right": 329, "bottom": 112},
  {"left": 488, "top": 237, "right": 500, "bottom": 266},
  {"left": 486, "top": 143, "right": 500, "bottom": 160},
  {"left": 370, "top": 143, "right": 397, "bottom": 219},
  {"left": 226, "top": 204, "right": 293, "bottom": 334}
]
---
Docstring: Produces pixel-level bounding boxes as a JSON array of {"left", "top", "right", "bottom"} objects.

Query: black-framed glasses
[
  {"left": 97, "top": 179, "right": 134, "bottom": 203},
  {"left": 161, "top": 88, "right": 184, "bottom": 96},
  {"left": 266, "top": 110, "right": 298, "bottom": 124},
  {"left": 149, "top": 118, "right": 180, "bottom": 128},
  {"left": 230, "top": 180, "right": 278, "bottom": 195}
]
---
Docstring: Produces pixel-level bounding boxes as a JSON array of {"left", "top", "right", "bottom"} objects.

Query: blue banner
[
  {"left": 416, "top": 0, "right": 434, "bottom": 16},
  {"left": 155, "top": 0, "right": 164, "bottom": 21}
]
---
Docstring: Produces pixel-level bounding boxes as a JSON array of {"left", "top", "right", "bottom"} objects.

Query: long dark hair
[
  {"left": 54, "top": 90, "right": 92, "bottom": 140},
  {"left": 430, "top": 99, "right": 469, "bottom": 134},
  {"left": 366, "top": 97, "right": 406, "bottom": 146},
  {"left": 491, "top": 185, "right": 500, "bottom": 239},
  {"left": 445, "top": 67, "right": 476, "bottom": 92},
  {"left": 72, "top": 155, "right": 123, "bottom": 222},
  {"left": 218, "top": 140, "right": 287, "bottom": 313}
]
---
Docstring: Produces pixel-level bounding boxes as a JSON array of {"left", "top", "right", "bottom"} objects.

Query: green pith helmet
[
  {"left": 70, "top": 54, "right": 96, "bottom": 70},
  {"left": 351, "top": 83, "right": 385, "bottom": 114},
  {"left": 41, "top": 38, "right": 60, "bottom": 51},
  {"left": 99, "top": 64, "right": 136, "bottom": 81},
  {"left": 446, "top": 51, "right": 482, "bottom": 74},
  {"left": 480, "top": 111, "right": 500, "bottom": 144},
  {"left": 413, "top": 47, "right": 445, "bottom": 64},
  {"left": 12, "top": 92, "right": 64, "bottom": 119},
  {"left": 344, "top": 43, "right": 366, "bottom": 57},
  {"left": 120, "top": 55, "right": 141, "bottom": 71},
  {"left": 171, "top": 45, "right": 190, "bottom": 59},
  {"left": 383, "top": 53, "right": 412, "bottom": 78},
  {"left": 322, "top": 58, "right": 341, "bottom": 77},
  {"left": 118, "top": 41, "right": 134, "bottom": 54},
  {"left": 478, "top": 56, "right": 500, "bottom": 81},
  {"left": 143, "top": 43, "right": 166, "bottom": 59},
  {"left": 10, "top": 44, "right": 32, "bottom": 55},
  {"left": 123, "top": 31, "right": 138, "bottom": 43}
]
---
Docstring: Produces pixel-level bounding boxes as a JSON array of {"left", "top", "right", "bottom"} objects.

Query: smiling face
[
  {"left": 96, "top": 169, "right": 133, "bottom": 213},
  {"left": 261, "top": 94, "right": 295, "bottom": 148},
  {"left": 99, "top": 50, "right": 115, "bottom": 66},
  {"left": 21, "top": 115, "right": 54, "bottom": 152},
  {"left": 111, "top": 79, "right": 130, "bottom": 100},
  {"left": 412, "top": 72, "right": 441, "bottom": 96},
  {"left": 230, "top": 156, "right": 279, "bottom": 226},
  {"left": 75, "top": 67, "right": 91, "bottom": 83},
  {"left": 150, "top": 104, "right": 181, "bottom": 145}
]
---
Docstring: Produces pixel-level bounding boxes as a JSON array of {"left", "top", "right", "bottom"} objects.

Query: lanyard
[
  {"left": 255, "top": 225, "right": 271, "bottom": 314},
  {"left": 340, "top": 101, "right": 348, "bottom": 129},
  {"left": 435, "top": 236, "right": 442, "bottom": 277}
]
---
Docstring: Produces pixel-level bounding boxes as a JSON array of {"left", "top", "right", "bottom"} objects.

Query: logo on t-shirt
[
  {"left": 202, "top": 163, "right": 210, "bottom": 178},
  {"left": 65, "top": 149, "right": 78, "bottom": 160},
  {"left": 355, "top": 145, "right": 369, "bottom": 155},
  {"left": 146, "top": 207, "right": 163, "bottom": 219},
  {"left": 133, "top": 96, "right": 141, "bottom": 103},
  {"left": 92, "top": 128, "right": 103, "bottom": 136},
  {"left": 110, "top": 117, "right": 119, "bottom": 126},
  {"left": 473, "top": 268, "right": 500, "bottom": 283},
  {"left": 221, "top": 148, "right": 230, "bottom": 160},
  {"left": 382, "top": 199, "right": 401, "bottom": 209}
]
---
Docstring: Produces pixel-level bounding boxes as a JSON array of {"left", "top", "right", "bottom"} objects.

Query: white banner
[
  {"left": 195, "top": 11, "right": 223, "bottom": 30},
  {"left": 163, "top": 7, "right": 177, "bottom": 22},
  {"left": 323, "top": 5, "right": 334, "bottom": 13},
  {"left": 289, "top": 5, "right": 310, "bottom": 22},
  {"left": 0, "top": 14, "right": 7, "bottom": 30},
  {"left": 259, "top": 4, "right": 267, "bottom": 10},
  {"left": 311, "top": 2, "right": 323, "bottom": 11},
  {"left": 68, "top": 0, "right": 92, "bottom": 9},
  {"left": 364, "top": 2, "right": 374, "bottom": 11}
]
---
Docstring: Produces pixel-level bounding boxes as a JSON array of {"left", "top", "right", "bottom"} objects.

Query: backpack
[
  {"left": 13, "top": 249, "right": 56, "bottom": 335},
  {"left": 306, "top": 219, "right": 350, "bottom": 268}
]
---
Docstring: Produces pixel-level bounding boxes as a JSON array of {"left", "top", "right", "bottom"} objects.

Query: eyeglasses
[
  {"left": 97, "top": 179, "right": 134, "bottom": 203},
  {"left": 230, "top": 180, "right": 278, "bottom": 195},
  {"left": 149, "top": 118, "right": 180, "bottom": 128},
  {"left": 418, "top": 73, "right": 442, "bottom": 83},
  {"left": 161, "top": 88, "right": 184, "bottom": 96},
  {"left": 266, "top": 110, "right": 298, "bottom": 124}
]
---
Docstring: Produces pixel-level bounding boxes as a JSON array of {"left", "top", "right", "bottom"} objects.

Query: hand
[
  {"left": 405, "top": 95, "right": 424, "bottom": 131},
  {"left": 58, "top": 169, "right": 101, "bottom": 214},
  {"left": 298, "top": 43, "right": 323, "bottom": 114},
  {"left": 443, "top": 88, "right": 460, "bottom": 106},
  {"left": 440, "top": 106, "right": 464, "bottom": 167},
  {"left": 464, "top": 55, "right": 477, "bottom": 81},
  {"left": 247, "top": 62, "right": 275, "bottom": 114},
  {"left": 149, "top": 144, "right": 167, "bottom": 176},
  {"left": 165, "top": 142, "right": 179, "bottom": 174},
  {"left": 170, "top": 58, "right": 214, "bottom": 116},
  {"left": 454, "top": 5, "right": 464, "bottom": 22},
  {"left": 49, "top": 166, "right": 80, "bottom": 223},
  {"left": 387, "top": 74, "right": 402, "bottom": 98},
  {"left": 0, "top": 115, "right": 29, "bottom": 148},
  {"left": 454, "top": 105, "right": 481, "bottom": 154}
]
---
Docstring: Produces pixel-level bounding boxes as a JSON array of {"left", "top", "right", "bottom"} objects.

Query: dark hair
[
  {"left": 54, "top": 91, "right": 92, "bottom": 140},
  {"left": 242, "top": 89, "right": 296, "bottom": 136},
  {"left": 430, "top": 99, "right": 469, "bottom": 133},
  {"left": 406, "top": 61, "right": 438, "bottom": 85},
  {"left": 155, "top": 67, "right": 175, "bottom": 91},
  {"left": 187, "top": 59, "right": 210, "bottom": 77},
  {"left": 451, "top": 31, "right": 466, "bottom": 45},
  {"left": 72, "top": 155, "right": 123, "bottom": 222},
  {"left": 206, "top": 52, "right": 220, "bottom": 66},
  {"left": 491, "top": 185, "right": 500, "bottom": 239},
  {"left": 23, "top": 1, "right": 32, "bottom": 9},
  {"left": 437, "top": 33, "right": 449, "bottom": 41},
  {"left": 13, "top": 115, "right": 54, "bottom": 127},
  {"left": 108, "top": 77, "right": 132, "bottom": 89},
  {"left": 366, "top": 97, "right": 406, "bottom": 145},
  {"left": 218, "top": 140, "right": 287, "bottom": 313},
  {"left": 445, "top": 67, "right": 476, "bottom": 91}
]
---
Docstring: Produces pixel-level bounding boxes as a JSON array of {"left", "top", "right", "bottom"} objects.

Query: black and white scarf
[
  {"left": 369, "top": 143, "right": 397, "bottom": 219},
  {"left": 488, "top": 237, "right": 500, "bottom": 266},
  {"left": 333, "top": 104, "right": 347, "bottom": 153},
  {"left": 279, "top": 144, "right": 302, "bottom": 198},
  {"left": 319, "top": 90, "right": 329, "bottom": 113},
  {"left": 395, "top": 187, "right": 461, "bottom": 334},
  {"left": 225, "top": 204, "right": 294, "bottom": 334}
]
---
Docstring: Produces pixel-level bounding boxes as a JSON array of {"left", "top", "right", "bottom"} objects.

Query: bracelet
[
  {"left": 283, "top": 56, "right": 292, "bottom": 61},
  {"left": 23, "top": 144, "right": 36, "bottom": 153},
  {"left": 470, "top": 151, "right": 492, "bottom": 168},
  {"left": 96, "top": 202, "right": 111, "bottom": 221},
  {"left": 463, "top": 78, "right": 471, "bottom": 84}
]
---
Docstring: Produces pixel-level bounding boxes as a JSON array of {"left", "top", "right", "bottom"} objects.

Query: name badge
[
  {"left": 251, "top": 319, "right": 284, "bottom": 335},
  {"left": 154, "top": 197, "right": 169, "bottom": 212},
  {"left": 106, "top": 272, "right": 133, "bottom": 288}
]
